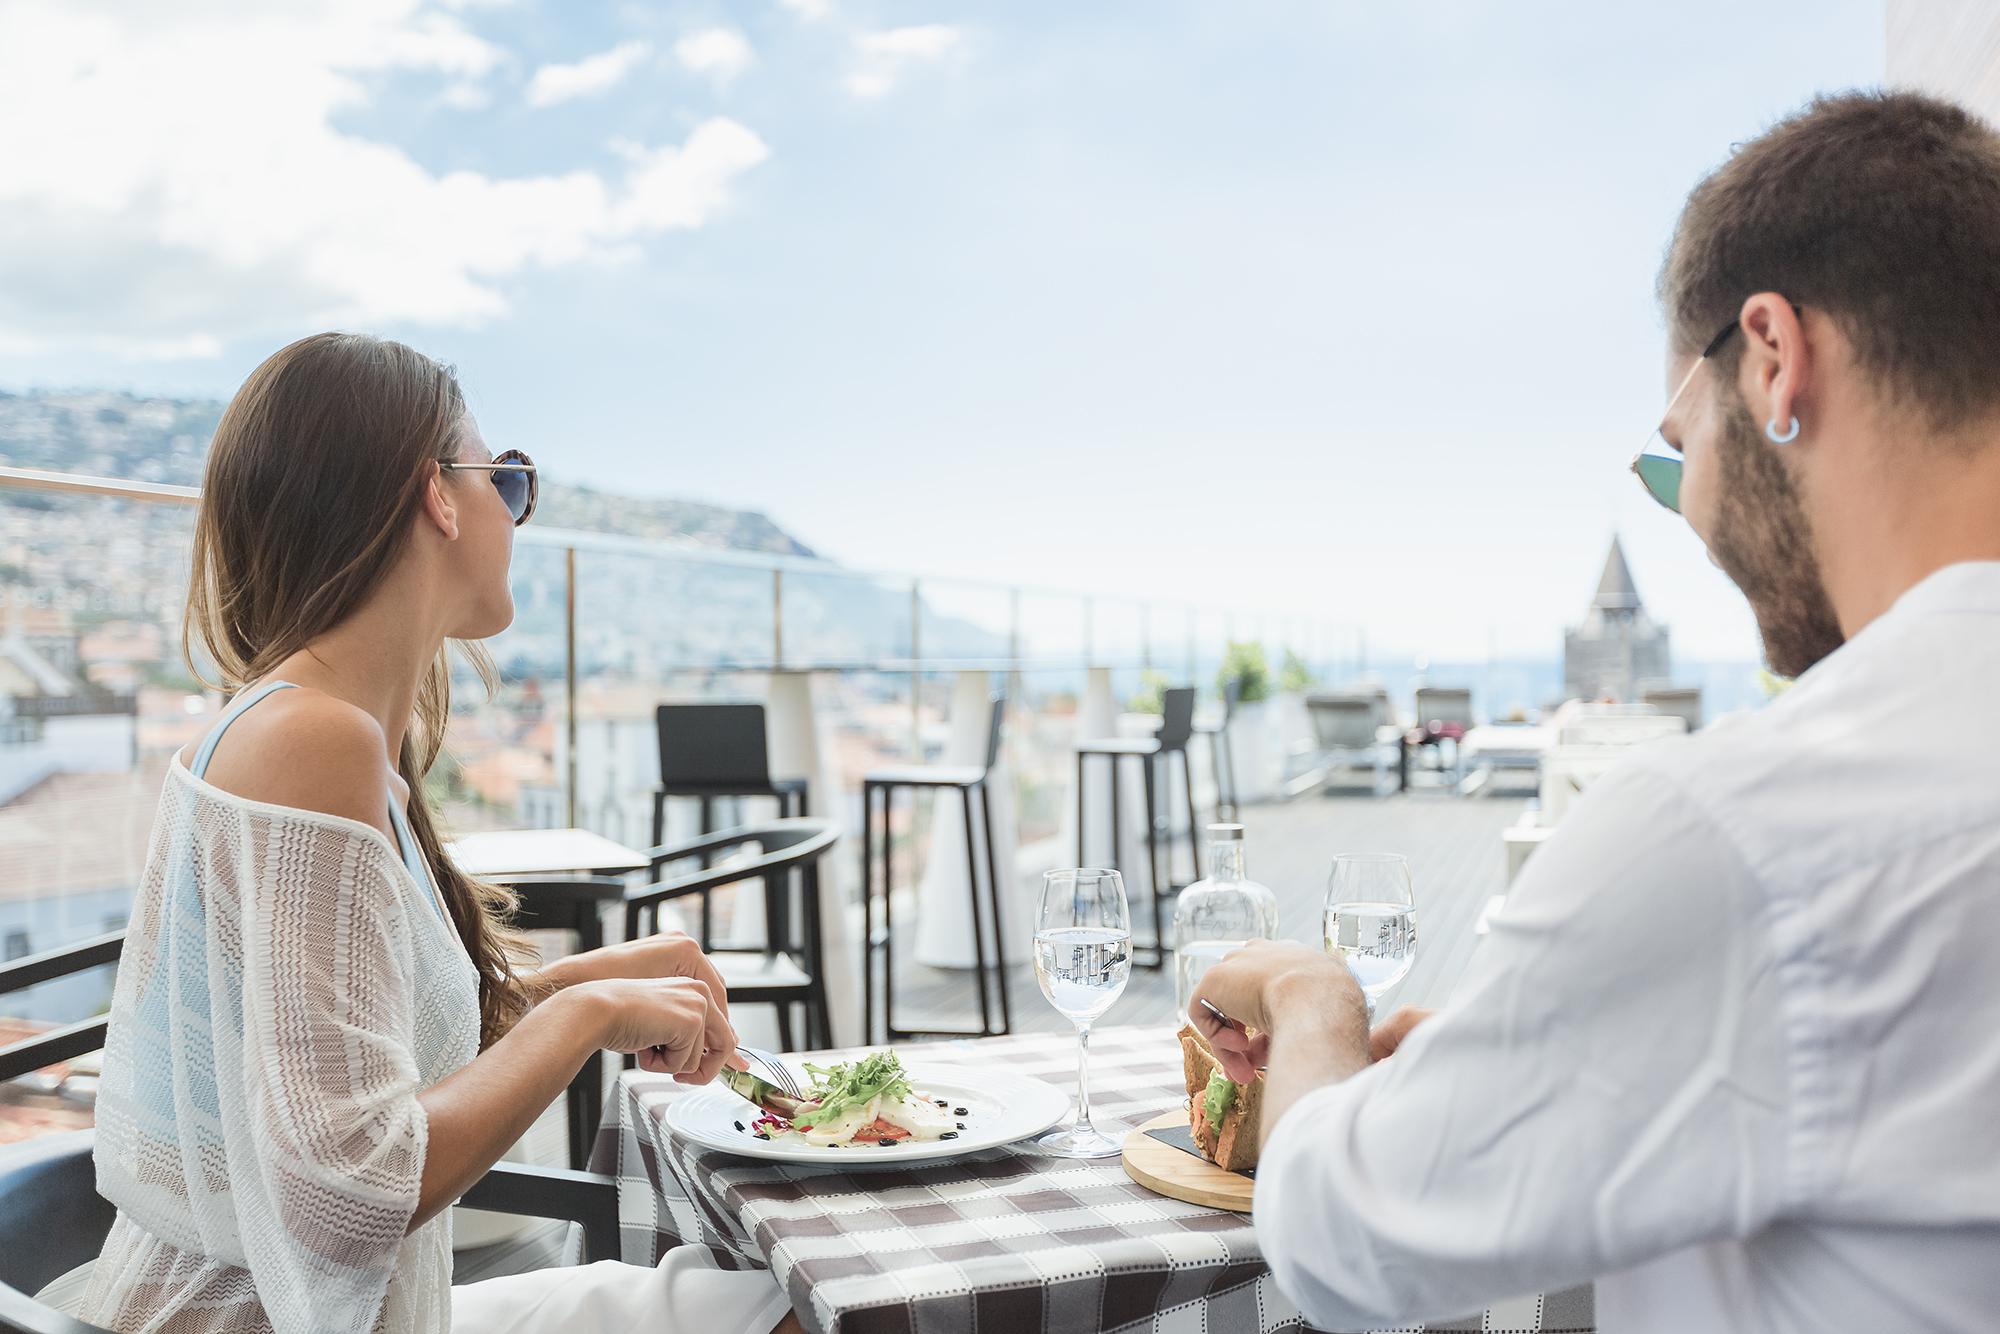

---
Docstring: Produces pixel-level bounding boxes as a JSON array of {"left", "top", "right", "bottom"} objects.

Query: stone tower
[{"left": 1563, "top": 537, "right": 1670, "bottom": 702}]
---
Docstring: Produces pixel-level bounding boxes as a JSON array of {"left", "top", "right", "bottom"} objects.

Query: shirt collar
[{"left": 1878, "top": 561, "right": 2000, "bottom": 620}]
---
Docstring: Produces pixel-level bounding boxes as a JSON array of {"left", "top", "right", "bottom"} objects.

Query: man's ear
[
  {"left": 419, "top": 462, "right": 459, "bottom": 541},
  {"left": 1738, "top": 293, "right": 1812, "bottom": 438}
]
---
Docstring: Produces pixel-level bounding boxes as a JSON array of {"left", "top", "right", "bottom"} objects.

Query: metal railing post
[
  {"left": 564, "top": 546, "right": 579, "bottom": 829},
  {"left": 772, "top": 568, "right": 784, "bottom": 668}
]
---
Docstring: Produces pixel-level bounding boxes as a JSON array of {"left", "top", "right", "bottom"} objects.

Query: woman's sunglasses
[{"left": 441, "top": 449, "right": 538, "bottom": 526}]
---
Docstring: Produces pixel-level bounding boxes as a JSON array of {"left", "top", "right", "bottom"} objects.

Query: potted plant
[
  {"left": 1217, "top": 641, "right": 1283, "bottom": 802},
  {"left": 1272, "top": 648, "right": 1317, "bottom": 784}
]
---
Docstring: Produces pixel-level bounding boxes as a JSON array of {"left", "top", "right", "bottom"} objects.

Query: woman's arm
[
  {"left": 408, "top": 986, "right": 606, "bottom": 1231},
  {"left": 411, "top": 973, "right": 733, "bottom": 1231}
]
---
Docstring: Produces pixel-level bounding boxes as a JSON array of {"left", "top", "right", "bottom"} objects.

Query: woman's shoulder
[{"left": 187, "top": 686, "right": 399, "bottom": 840}]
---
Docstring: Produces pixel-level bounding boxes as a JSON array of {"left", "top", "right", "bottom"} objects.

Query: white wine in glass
[
  {"left": 1323, "top": 853, "right": 1418, "bottom": 1017},
  {"left": 1034, "top": 868, "right": 1131, "bottom": 1158}
]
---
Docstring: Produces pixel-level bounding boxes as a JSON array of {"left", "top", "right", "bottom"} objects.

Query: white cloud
[
  {"left": 525, "top": 39, "right": 652, "bottom": 108},
  {"left": 0, "top": 1, "right": 769, "bottom": 357},
  {"left": 844, "top": 24, "right": 961, "bottom": 100},
  {"left": 777, "top": 0, "right": 832, "bottom": 20},
  {"left": 675, "top": 28, "right": 753, "bottom": 86}
]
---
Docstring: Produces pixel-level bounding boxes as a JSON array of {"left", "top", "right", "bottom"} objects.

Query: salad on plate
[{"left": 719, "top": 1050, "right": 970, "bottom": 1148}]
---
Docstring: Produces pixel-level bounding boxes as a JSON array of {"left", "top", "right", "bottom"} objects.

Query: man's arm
[{"left": 1192, "top": 763, "right": 1799, "bottom": 1328}]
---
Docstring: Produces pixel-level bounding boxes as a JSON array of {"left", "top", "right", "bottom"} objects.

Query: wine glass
[
  {"left": 1323, "top": 853, "right": 1418, "bottom": 1018},
  {"left": 1033, "top": 868, "right": 1132, "bottom": 1158}
]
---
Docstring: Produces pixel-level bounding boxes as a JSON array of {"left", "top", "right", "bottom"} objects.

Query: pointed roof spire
[{"left": 1593, "top": 536, "right": 1642, "bottom": 611}]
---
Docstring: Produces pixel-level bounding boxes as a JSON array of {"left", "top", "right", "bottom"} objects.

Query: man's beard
[{"left": 1703, "top": 391, "right": 1847, "bottom": 679}]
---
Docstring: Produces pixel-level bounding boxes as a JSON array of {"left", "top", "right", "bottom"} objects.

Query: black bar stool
[
  {"left": 501, "top": 875, "right": 630, "bottom": 1168},
  {"left": 652, "top": 702, "right": 808, "bottom": 944},
  {"left": 1075, "top": 685, "right": 1202, "bottom": 969},
  {"left": 1196, "top": 677, "right": 1242, "bottom": 822},
  {"left": 861, "top": 693, "right": 1011, "bottom": 1042}
]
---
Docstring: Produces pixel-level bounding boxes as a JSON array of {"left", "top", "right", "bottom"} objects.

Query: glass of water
[
  {"left": 1034, "top": 868, "right": 1132, "bottom": 1158},
  {"left": 1323, "top": 853, "right": 1418, "bottom": 1018}
]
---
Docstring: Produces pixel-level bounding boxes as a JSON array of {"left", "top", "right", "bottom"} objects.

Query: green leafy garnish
[
  {"left": 1201, "top": 1070, "right": 1236, "bottom": 1128},
  {"left": 793, "top": 1051, "right": 914, "bottom": 1129}
]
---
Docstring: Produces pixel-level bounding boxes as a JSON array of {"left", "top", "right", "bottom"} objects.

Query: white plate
[{"left": 665, "top": 1062, "right": 1070, "bottom": 1165}]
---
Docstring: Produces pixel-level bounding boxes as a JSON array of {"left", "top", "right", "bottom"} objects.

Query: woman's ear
[{"left": 420, "top": 462, "right": 460, "bottom": 541}]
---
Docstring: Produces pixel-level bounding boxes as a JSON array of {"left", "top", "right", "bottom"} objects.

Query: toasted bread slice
[{"left": 1177, "top": 1023, "right": 1264, "bottom": 1173}]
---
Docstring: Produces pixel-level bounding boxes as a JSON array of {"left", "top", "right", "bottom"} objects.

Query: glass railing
[{"left": 0, "top": 465, "right": 1351, "bottom": 1141}]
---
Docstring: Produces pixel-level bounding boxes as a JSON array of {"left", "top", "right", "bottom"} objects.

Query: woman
[{"left": 73, "top": 333, "right": 795, "bottom": 1333}]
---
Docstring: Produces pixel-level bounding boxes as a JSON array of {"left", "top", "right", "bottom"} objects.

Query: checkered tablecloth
[{"left": 591, "top": 1026, "right": 1594, "bottom": 1334}]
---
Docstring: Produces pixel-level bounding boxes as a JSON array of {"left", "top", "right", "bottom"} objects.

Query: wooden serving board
[{"left": 1121, "top": 1108, "right": 1255, "bottom": 1213}]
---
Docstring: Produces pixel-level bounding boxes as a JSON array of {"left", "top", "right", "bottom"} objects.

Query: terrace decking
[{"left": 891, "top": 792, "right": 1530, "bottom": 1036}]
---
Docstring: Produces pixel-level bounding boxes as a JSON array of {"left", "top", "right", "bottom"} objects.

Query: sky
[{"left": 0, "top": 0, "right": 1888, "bottom": 662}]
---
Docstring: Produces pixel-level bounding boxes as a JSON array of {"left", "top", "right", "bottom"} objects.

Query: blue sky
[{"left": 0, "top": 0, "right": 1886, "bottom": 661}]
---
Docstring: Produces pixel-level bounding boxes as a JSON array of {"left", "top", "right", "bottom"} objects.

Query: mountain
[
  {"left": 0, "top": 389, "right": 817, "bottom": 558},
  {"left": 0, "top": 390, "right": 1002, "bottom": 682}
]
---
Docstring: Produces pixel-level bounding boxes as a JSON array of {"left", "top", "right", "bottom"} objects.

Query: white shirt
[{"left": 1257, "top": 561, "right": 2000, "bottom": 1333}]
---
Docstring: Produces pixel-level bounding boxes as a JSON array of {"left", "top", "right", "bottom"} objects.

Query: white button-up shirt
[{"left": 1257, "top": 561, "right": 2000, "bottom": 1333}]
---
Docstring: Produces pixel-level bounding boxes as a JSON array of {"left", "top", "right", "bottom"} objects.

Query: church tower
[{"left": 1563, "top": 537, "right": 1671, "bottom": 702}]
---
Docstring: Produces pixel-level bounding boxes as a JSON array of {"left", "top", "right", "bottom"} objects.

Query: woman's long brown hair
[{"left": 184, "top": 331, "right": 550, "bottom": 1048}]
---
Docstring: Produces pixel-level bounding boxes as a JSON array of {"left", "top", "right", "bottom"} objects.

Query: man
[{"left": 1193, "top": 90, "right": 2000, "bottom": 1332}]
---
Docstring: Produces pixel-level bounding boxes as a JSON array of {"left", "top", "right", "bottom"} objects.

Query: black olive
[
  {"left": 940, "top": 1131, "right": 959, "bottom": 1140},
  {"left": 953, "top": 1107, "right": 969, "bottom": 1116},
  {"left": 956, "top": 1122, "right": 965, "bottom": 1130},
  {"left": 934, "top": 1099, "right": 949, "bottom": 1108},
  {"left": 734, "top": 1121, "right": 745, "bottom": 1132},
  {"left": 878, "top": 1138, "right": 895, "bottom": 1147}
]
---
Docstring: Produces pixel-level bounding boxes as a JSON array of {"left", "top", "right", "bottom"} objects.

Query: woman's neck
[{"left": 272, "top": 581, "right": 445, "bottom": 765}]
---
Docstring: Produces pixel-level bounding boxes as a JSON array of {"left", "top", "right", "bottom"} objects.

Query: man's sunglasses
[
  {"left": 440, "top": 449, "right": 538, "bottom": 526},
  {"left": 1628, "top": 319, "right": 1739, "bottom": 515}
]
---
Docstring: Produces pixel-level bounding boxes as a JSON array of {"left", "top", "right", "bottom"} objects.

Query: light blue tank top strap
[{"left": 192, "top": 679, "right": 446, "bottom": 922}]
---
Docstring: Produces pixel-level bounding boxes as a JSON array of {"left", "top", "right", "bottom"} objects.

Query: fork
[{"left": 736, "top": 1043, "right": 803, "bottom": 1098}]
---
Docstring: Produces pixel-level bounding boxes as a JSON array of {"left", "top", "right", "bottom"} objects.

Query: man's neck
[{"left": 1816, "top": 429, "right": 2000, "bottom": 638}]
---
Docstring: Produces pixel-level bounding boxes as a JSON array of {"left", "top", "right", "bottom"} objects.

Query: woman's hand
[
  {"left": 575, "top": 975, "right": 737, "bottom": 1084},
  {"left": 542, "top": 930, "right": 732, "bottom": 1020}
]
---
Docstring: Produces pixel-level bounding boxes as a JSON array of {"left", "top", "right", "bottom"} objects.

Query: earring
[{"left": 1765, "top": 415, "right": 1800, "bottom": 444}]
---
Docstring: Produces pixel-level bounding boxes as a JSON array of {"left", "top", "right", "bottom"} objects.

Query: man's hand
[
  {"left": 1369, "top": 1006, "right": 1435, "bottom": 1062},
  {"left": 1188, "top": 940, "right": 1369, "bottom": 1083}
]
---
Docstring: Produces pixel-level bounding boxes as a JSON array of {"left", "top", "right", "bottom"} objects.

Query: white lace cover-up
[{"left": 77, "top": 755, "right": 481, "bottom": 1334}]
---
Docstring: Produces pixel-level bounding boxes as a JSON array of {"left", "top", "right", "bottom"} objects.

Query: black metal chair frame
[
  {"left": 0, "top": 937, "right": 622, "bottom": 1334},
  {"left": 500, "top": 875, "right": 630, "bottom": 1169},
  {"left": 860, "top": 694, "right": 1012, "bottom": 1043},
  {"left": 623, "top": 819, "right": 841, "bottom": 1055},
  {"left": 650, "top": 703, "right": 808, "bottom": 881},
  {"left": 1075, "top": 685, "right": 1204, "bottom": 970}
]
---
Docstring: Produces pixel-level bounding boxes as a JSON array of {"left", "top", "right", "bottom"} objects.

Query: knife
[{"left": 718, "top": 1066, "right": 809, "bottom": 1119}]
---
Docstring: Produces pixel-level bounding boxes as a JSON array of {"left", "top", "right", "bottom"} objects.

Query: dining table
[
  {"left": 590, "top": 1024, "right": 1595, "bottom": 1334},
  {"left": 447, "top": 826, "right": 654, "bottom": 879}
]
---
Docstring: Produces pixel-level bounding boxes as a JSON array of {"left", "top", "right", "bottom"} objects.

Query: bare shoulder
[{"left": 193, "top": 687, "right": 397, "bottom": 840}]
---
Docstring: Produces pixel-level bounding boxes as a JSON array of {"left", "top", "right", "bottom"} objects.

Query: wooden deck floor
[{"left": 885, "top": 790, "right": 1527, "bottom": 1040}]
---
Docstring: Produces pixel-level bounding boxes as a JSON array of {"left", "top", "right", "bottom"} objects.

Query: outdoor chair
[
  {"left": 1291, "top": 692, "right": 1396, "bottom": 797},
  {"left": 861, "top": 695, "right": 1012, "bottom": 1041},
  {"left": 0, "top": 932, "right": 621, "bottom": 1332},
  {"left": 625, "top": 818, "right": 841, "bottom": 1053}
]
